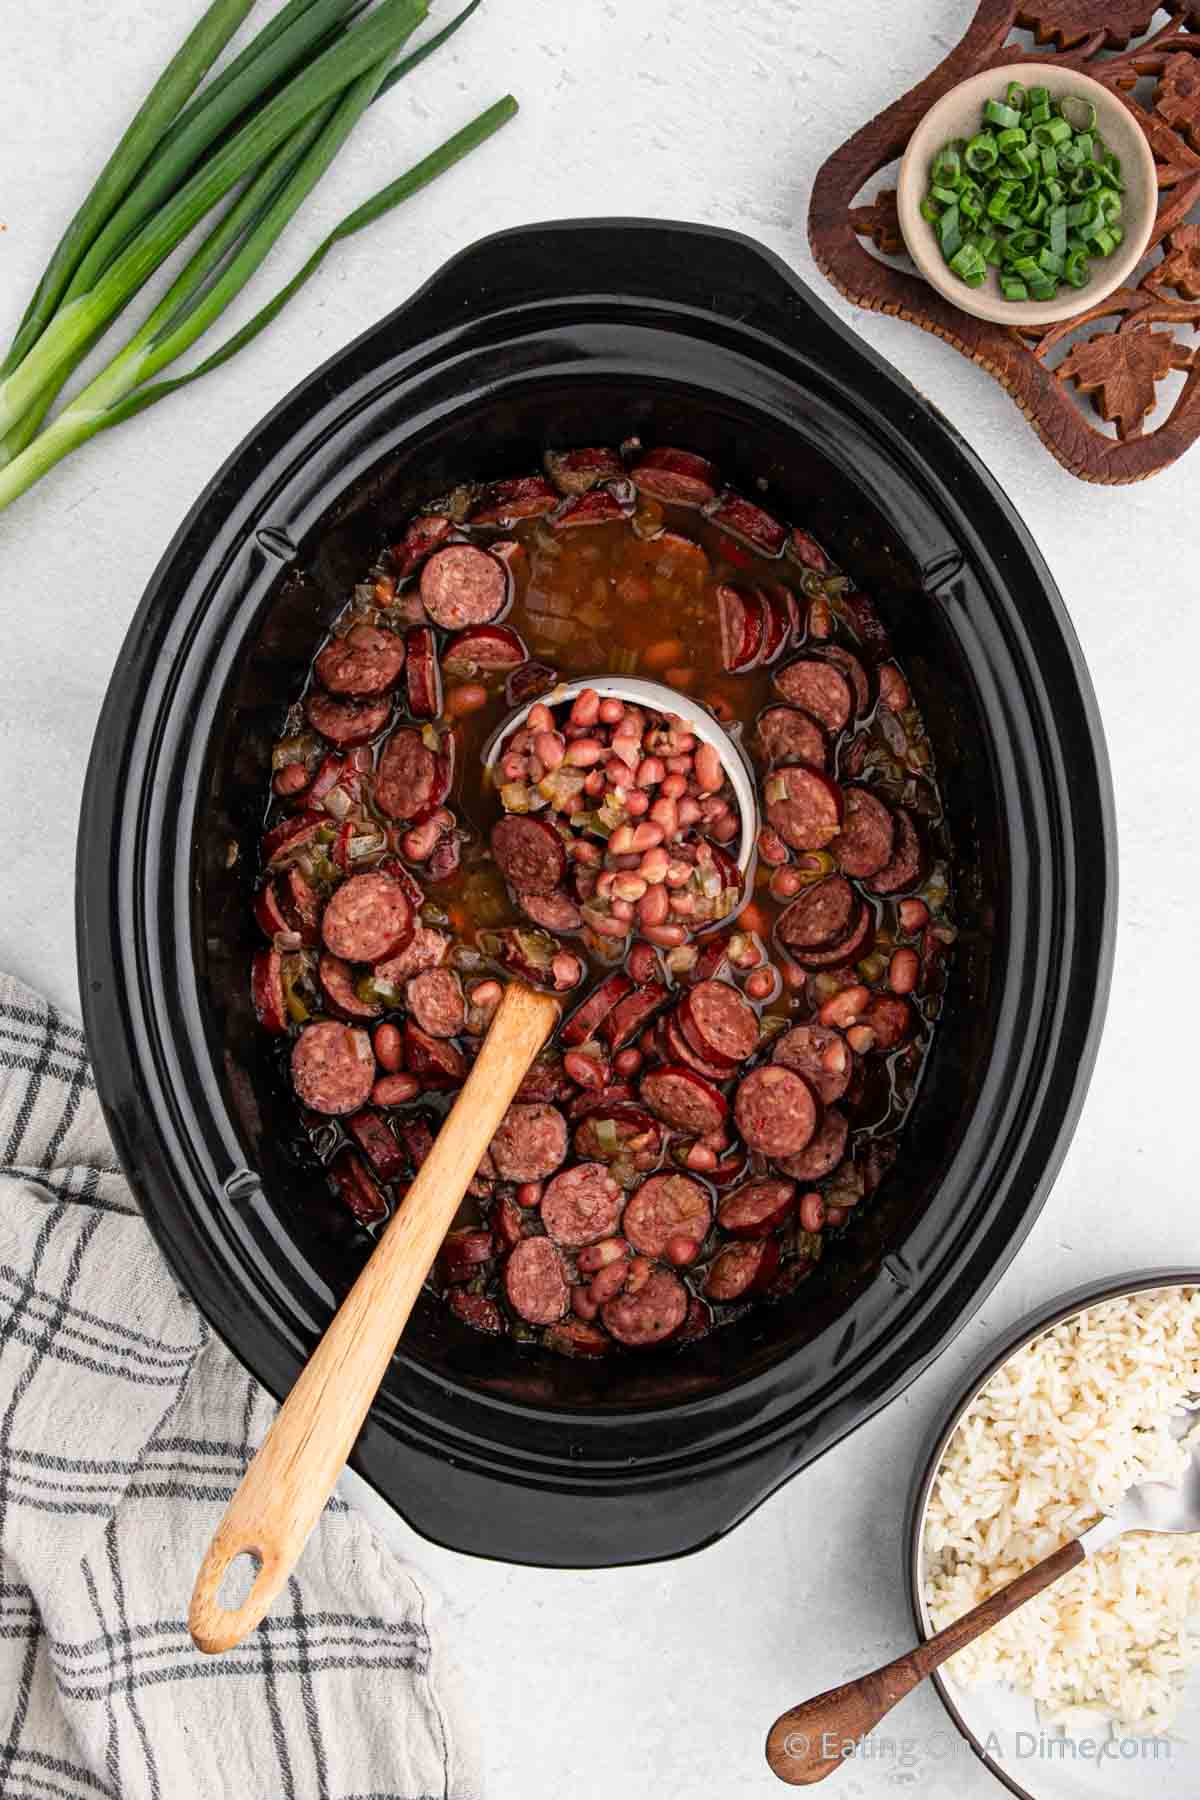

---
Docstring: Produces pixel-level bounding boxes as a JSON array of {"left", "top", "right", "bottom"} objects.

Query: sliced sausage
[
  {"left": 442, "top": 623, "right": 527, "bottom": 677},
  {"left": 315, "top": 623, "right": 406, "bottom": 697},
  {"left": 772, "top": 1023, "right": 852, "bottom": 1106},
  {"left": 470, "top": 474, "right": 558, "bottom": 526},
  {"left": 251, "top": 948, "right": 288, "bottom": 1034},
  {"left": 774, "top": 659, "right": 853, "bottom": 733},
  {"left": 680, "top": 979, "right": 758, "bottom": 1066},
  {"left": 640, "top": 1065, "right": 728, "bottom": 1136},
  {"left": 717, "top": 1179, "right": 796, "bottom": 1237},
  {"left": 544, "top": 445, "right": 624, "bottom": 495},
  {"left": 489, "top": 1102, "right": 569, "bottom": 1182},
  {"left": 440, "top": 1229, "right": 495, "bottom": 1284},
  {"left": 375, "top": 727, "right": 439, "bottom": 821},
  {"left": 374, "top": 927, "right": 450, "bottom": 987},
  {"left": 544, "top": 1318, "right": 611, "bottom": 1357},
  {"left": 787, "top": 527, "right": 833, "bottom": 573},
  {"left": 517, "top": 888, "right": 582, "bottom": 933},
  {"left": 867, "top": 807, "right": 923, "bottom": 896},
  {"left": 629, "top": 447, "right": 718, "bottom": 506},
  {"left": 540, "top": 1162, "right": 624, "bottom": 1247},
  {"left": 753, "top": 705, "right": 826, "bottom": 771},
  {"left": 623, "top": 1172, "right": 711, "bottom": 1259},
  {"left": 775, "top": 876, "right": 859, "bottom": 953},
  {"left": 516, "top": 1050, "right": 576, "bottom": 1104},
  {"left": 703, "top": 1236, "right": 780, "bottom": 1302},
  {"left": 504, "top": 1236, "right": 569, "bottom": 1324},
  {"left": 561, "top": 970, "right": 635, "bottom": 1046},
  {"left": 717, "top": 583, "right": 766, "bottom": 672},
  {"left": 292, "top": 1020, "right": 375, "bottom": 1114},
  {"left": 420, "top": 544, "right": 507, "bottom": 630},
  {"left": 491, "top": 814, "right": 567, "bottom": 896},
  {"left": 765, "top": 764, "right": 843, "bottom": 851},
  {"left": 391, "top": 512, "right": 453, "bottom": 577},
  {"left": 831, "top": 788, "right": 896, "bottom": 880},
  {"left": 662, "top": 1009, "right": 732, "bottom": 1082},
  {"left": 734, "top": 1065, "right": 817, "bottom": 1158},
  {"left": 706, "top": 492, "right": 787, "bottom": 557},
  {"left": 262, "top": 810, "right": 325, "bottom": 869},
  {"left": 319, "top": 953, "right": 381, "bottom": 1021},
  {"left": 602, "top": 981, "right": 670, "bottom": 1051},
  {"left": 862, "top": 994, "right": 913, "bottom": 1051},
  {"left": 601, "top": 1267, "right": 688, "bottom": 1345},
  {"left": 776, "top": 1108, "right": 849, "bottom": 1182},
  {"left": 406, "top": 967, "right": 465, "bottom": 1039},
  {"left": 329, "top": 1148, "right": 388, "bottom": 1225},
  {"left": 254, "top": 881, "right": 293, "bottom": 941},
  {"left": 792, "top": 904, "right": 873, "bottom": 972},
  {"left": 758, "top": 585, "right": 794, "bottom": 665},
  {"left": 448, "top": 1288, "right": 505, "bottom": 1335},
  {"left": 285, "top": 866, "right": 323, "bottom": 941},
  {"left": 321, "top": 871, "right": 413, "bottom": 964},
  {"left": 402, "top": 1021, "right": 466, "bottom": 1088},
  {"left": 304, "top": 691, "right": 391, "bottom": 748},
  {"left": 344, "top": 1110, "right": 407, "bottom": 1183},
  {"left": 553, "top": 490, "right": 627, "bottom": 529},
  {"left": 404, "top": 625, "right": 442, "bottom": 719},
  {"left": 818, "top": 645, "right": 870, "bottom": 716}
]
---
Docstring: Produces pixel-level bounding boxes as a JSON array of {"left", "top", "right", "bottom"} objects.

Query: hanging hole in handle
[{"left": 218, "top": 1549, "right": 263, "bottom": 1612}]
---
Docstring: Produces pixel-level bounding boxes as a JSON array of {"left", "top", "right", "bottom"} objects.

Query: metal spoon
[
  {"left": 483, "top": 674, "right": 760, "bottom": 915},
  {"left": 765, "top": 1443, "right": 1200, "bottom": 1785}
]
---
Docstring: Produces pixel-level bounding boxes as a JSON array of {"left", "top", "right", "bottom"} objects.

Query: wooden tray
[{"left": 809, "top": 2, "right": 1200, "bottom": 483}]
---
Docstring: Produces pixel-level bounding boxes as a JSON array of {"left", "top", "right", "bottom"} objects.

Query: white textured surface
[{"left": 2, "top": 3, "right": 1198, "bottom": 1794}]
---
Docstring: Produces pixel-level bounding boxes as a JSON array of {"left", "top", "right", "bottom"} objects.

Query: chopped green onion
[
  {"left": 1060, "top": 95, "right": 1097, "bottom": 132},
  {"left": 1064, "top": 249, "right": 1090, "bottom": 288},
  {"left": 965, "top": 133, "right": 998, "bottom": 174},
  {"left": 921, "top": 84, "right": 1129, "bottom": 304}
]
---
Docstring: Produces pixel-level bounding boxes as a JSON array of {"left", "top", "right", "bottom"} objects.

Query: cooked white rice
[{"left": 923, "top": 1287, "right": 1200, "bottom": 1734}]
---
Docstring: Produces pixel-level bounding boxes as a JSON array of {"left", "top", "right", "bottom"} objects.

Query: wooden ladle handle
[
  {"left": 189, "top": 980, "right": 559, "bottom": 1655},
  {"left": 764, "top": 1537, "right": 1085, "bottom": 1784}
]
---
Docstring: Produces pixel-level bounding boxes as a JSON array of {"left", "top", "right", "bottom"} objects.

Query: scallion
[{"left": 920, "top": 83, "right": 1131, "bottom": 304}]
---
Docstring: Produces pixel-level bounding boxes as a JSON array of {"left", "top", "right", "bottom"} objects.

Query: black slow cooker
[{"left": 77, "top": 220, "right": 1115, "bottom": 1566}]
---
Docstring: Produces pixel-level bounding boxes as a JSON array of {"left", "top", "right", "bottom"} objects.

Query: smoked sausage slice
[
  {"left": 292, "top": 1021, "right": 375, "bottom": 1115},
  {"left": 733, "top": 1066, "right": 817, "bottom": 1158},
  {"left": 321, "top": 872, "right": 413, "bottom": 964},
  {"left": 491, "top": 814, "right": 566, "bottom": 896},
  {"left": 540, "top": 1162, "right": 623, "bottom": 1247},
  {"left": 504, "top": 1237, "right": 568, "bottom": 1324},
  {"left": 420, "top": 544, "right": 507, "bottom": 630},
  {"left": 601, "top": 1268, "right": 688, "bottom": 1345}
]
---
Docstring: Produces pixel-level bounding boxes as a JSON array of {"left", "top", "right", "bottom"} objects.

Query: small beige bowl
[{"left": 896, "top": 62, "right": 1157, "bottom": 328}]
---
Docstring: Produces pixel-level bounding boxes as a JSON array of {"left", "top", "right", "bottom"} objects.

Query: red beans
[
  {"left": 566, "top": 737, "right": 606, "bottom": 768},
  {"left": 534, "top": 729, "right": 565, "bottom": 769},
  {"left": 846, "top": 1024, "right": 876, "bottom": 1054},
  {"left": 898, "top": 897, "right": 930, "bottom": 933},
  {"left": 564, "top": 1048, "right": 610, "bottom": 1089},
  {"left": 273, "top": 762, "right": 311, "bottom": 797},
  {"left": 818, "top": 984, "right": 870, "bottom": 1029},
  {"left": 599, "top": 697, "right": 625, "bottom": 724},
  {"left": 694, "top": 742, "right": 723, "bottom": 793},
  {"left": 642, "top": 923, "right": 687, "bottom": 948},
  {"left": 373, "top": 1022, "right": 404, "bottom": 1072},
  {"left": 614, "top": 1047, "right": 643, "bottom": 1077},
  {"left": 770, "top": 868, "right": 806, "bottom": 902},
  {"left": 570, "top": 687, "right": 601, "bottom": 727},
  {"left": 516, "top": 1181, "right": 543, "bottom": 1208},
  {"left": 889, "top": 948, "right": 920, "bottom": 995},
  {"left": 685, "top": 1143, "right": 718, "bottom": 1172},
  {"left": 799, "top": 1191, "right": 826, "bottom": 1233},
  {"left": 666, "top": 1233, "right": 701, "bottom": 1264},
  {"left": 637, "top": 755, "right": 665, "bottom": 788},
  {"left": 527, "top": 702, "right": 554, "bottom": 733},
  {"left": 444, "top": 682, "right": 488, "bottom": 718},
  {"left": 745, "top": 967, "right": 776, "bottom": 1002},
  {"left": 373, "top": 1072, "right": 419, "bottom": 1106}
]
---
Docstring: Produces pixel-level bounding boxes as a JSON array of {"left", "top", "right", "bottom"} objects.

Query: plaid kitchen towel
[{"left": 0, "top": 972, "right": 481, "bottom": 1800}]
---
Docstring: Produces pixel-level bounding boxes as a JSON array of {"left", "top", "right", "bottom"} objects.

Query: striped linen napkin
[{"left": 0, "top": 971, "right": 481, "bottom": 1800}]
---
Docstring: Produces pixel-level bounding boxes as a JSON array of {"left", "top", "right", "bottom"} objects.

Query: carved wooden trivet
[{"left": 809, "top": 2, "right": 1200, "bottom": 483}]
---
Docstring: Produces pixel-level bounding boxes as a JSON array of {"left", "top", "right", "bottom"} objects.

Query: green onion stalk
[
  {"left": 0, "top": 0, "right": 432, "bottom": 443},
  {"left": 0, "top": 96, "right": 516, "bottom": 514}
]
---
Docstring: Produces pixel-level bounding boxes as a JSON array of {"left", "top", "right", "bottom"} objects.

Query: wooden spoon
[
  {"left": 763, "top": 1539, "right": 1084, "bottom": 1783},
  {"left": 766, "top": 1416, "right": 1200, "bottom": 1782},
  {"left": 189, "top": 979, "right": 559, "bottom": 1654}
]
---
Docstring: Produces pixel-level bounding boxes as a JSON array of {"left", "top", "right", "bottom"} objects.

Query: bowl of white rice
[{"left": 909, "top": 1274, "right": 1200, "bottom": 1799}]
